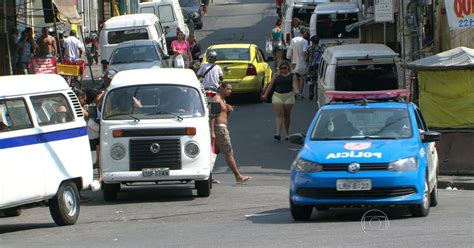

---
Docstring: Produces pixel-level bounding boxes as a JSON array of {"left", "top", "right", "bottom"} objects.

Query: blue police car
[{"left": 289, "top": 90, "right": 440, "bottom": 220}]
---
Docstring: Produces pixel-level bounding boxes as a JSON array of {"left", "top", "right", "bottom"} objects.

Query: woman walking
[
  {"left": 171, "top": 30, "right": 192, "bottom": 68},
  {"left": 262, "top": 61, "right": 300, "bottom": 141},
  {"left": 271, "top": 19, "right": 285, "bottom": 68},
  {"left": 15, "top": 30, "right": 33, "bottom": 74}
]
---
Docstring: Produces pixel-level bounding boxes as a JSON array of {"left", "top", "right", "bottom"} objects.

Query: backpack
[{"left": 310, "top": 48, "right": 322, "bottom": 67}]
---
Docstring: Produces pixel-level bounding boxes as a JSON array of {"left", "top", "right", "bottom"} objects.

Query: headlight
[
  {"left": 185, "top": 141, "right": 200, "bottom": 158},
  {"left": 388, "top": 157, "right": 418, "bottom": 171},
  {"left": 110, "top": 143, "right": 126, "bottom": 160},
  {"left": 293, "top": 158, "right": 322, "bottom": 173},
  {"left": 107, "top": 69, "right": 117, "bottom": 79}
]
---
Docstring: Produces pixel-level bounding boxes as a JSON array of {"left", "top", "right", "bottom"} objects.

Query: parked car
[
  {"left": 179, "top": 0, "right": 203, "bottom": 30},
  {"left": 103, "top": 39, "right": 172, "bottom": 87},
  {"left": 0, "top": 74, "right": 99, "bottom": 225},
  {"left": 289, "top": 90, "right": 440, "bottom": 221},
  {"left": 202, "top": 43, "right": 273, "bottom": 102}
]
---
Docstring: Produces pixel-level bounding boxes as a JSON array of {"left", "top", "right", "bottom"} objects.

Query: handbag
[{"left": 265, "top": 39, "right": 273, "bottom": 54}]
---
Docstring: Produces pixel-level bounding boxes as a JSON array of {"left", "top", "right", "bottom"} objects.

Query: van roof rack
[{"left": 325, "top": 89, "right": 410, "bottom": 103}]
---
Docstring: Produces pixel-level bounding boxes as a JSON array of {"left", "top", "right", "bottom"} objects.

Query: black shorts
[
  {"left": 201, "top": 0, "right": 209, "bottom": 5},
  {"left": 89, "top": 138, "right": 99, "bottom": 151}
]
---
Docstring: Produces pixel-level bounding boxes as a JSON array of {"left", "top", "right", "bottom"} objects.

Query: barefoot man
[
  {"left": 211, "top": 82, "right": 252, "bottom": 184},
  {"left": 37, "top": 27, "right": 57, "bottom": 58}
]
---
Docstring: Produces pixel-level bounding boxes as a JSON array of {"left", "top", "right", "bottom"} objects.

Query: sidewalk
[{"left": 438, "top": 175, "right": 474, "bottom": 190}]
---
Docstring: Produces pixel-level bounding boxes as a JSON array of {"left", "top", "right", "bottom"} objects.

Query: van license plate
[
  {"left": 142, "top": 168, "right": 169, "bottom": 177},
  {"left": 336, "top": 179, "right": 372, "bottom": 191}
]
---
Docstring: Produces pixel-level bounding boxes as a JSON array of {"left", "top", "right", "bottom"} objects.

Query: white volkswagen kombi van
[
  {"left": 0, "top": 74, "right": 98, "bottom": 226},
  {"left": 317, "top": 43, "right": 404, "bottom": 108},
  {"left": 99, "top": 13, "right": 169, "bottom": 67},
  {"left": 99, "top": 68, "right": 218, "bottom": 201}
]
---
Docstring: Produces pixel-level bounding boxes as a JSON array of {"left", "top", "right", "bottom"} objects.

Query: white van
[
  {"left": 99, "top": 68, "right": 219, "bottom": 201},
  {"left": 139, "top": 0, "right": 190, "bottom": 50},
  {"left": 309, "top": 2, "right": 360, "bottom": 46},
  {"left": 0, "top": 74, "right": 98, "bottom": 226},
  {"left": 317, "top": 43, "right": 404, "bottom": 107},
  {"left": 99, "top": 13, "right": 169, "bottom": 66},
  {"left": 281, "top": 0, "right": 330, "bottom": 45}
]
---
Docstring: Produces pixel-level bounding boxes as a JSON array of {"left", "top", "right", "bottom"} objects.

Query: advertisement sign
[
  {"left": 30, "top": 57, "right": 57, "bottom": 74},
  {"left": 375, "top": 0, "right": 394, "bottom": 23},
  {"left": 445, "top": 0, "right": 474, "bottom": 29}
]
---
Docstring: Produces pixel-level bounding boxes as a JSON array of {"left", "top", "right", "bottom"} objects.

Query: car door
[
  {"left": 414, "top": 107, "right": 438, "bottom": 188},
  {"left": 155, "top": 41, "right": 171, "bottom": 67},
  {"left": 255, "top": 47, "right": 272, "bottom": 84},
  {"left": 1, "top": 97, "right": 45, "bottom": 206}
]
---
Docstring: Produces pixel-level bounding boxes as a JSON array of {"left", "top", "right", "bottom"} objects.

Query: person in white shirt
[
  {"left": 197, "top": 50, "right": 223, "bottom": 89},
  {"left": 287, "top": 29, "right": 308, "bottom": 99},
  {"left": 63, "top": 30, "right": 84, "bottom": 61}
]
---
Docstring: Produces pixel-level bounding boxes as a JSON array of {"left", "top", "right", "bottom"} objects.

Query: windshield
[
  {"left": 103, "top": 85, "right": 205, "bottom": 120},
  {"left": 311, "top": 108, "right": 412, "bottom": 140},
  {"left": 316, "top": 13, "right": 359, "bottom": 39},
  {"left": 292, "top": 7, "right": 314, "bottom": 28},
  {"left": 179, "top": 0, "right": 200, "bottom": 7},
  {"left": 111, "top": 45, "right": 160, "bottom": 64},
  {"left": 107, "top": 29, "right": 149, "bottom": 45},
  {"left": 335, "top": 63, "right": 398, "bottom": 91},
  {"left": 212, "top": 48, "right": 250, "bottom": 61}
]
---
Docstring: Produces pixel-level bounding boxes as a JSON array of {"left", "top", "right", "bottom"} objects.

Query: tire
[
  {"left": 410, "top": 180, "right": 430, "bottom": 217},
  {"left": 430, "top": 173, "right": 439, "bottom": 207},
  {"left": 49, "top": 181, "right": 80, "bottom": 226},
  {"left": 102, "top": 183, "right": 120, "bottom": 202},
  {"left": 290, "top": 199, "right": 312, "bottom": 221},
  {"left": 195, "top": 178, "right": 211, "bottom": 197},
  {"left": 4, "top": 208, "right": 22, "bottom": 217}
]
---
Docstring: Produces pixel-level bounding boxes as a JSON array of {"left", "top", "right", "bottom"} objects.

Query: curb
[{"left": 438, "top": 177, "right": 474, "bottom": 190}]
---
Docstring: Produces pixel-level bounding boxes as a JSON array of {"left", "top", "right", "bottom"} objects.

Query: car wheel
[
  {"left": 3, "top": 208, "right": 22, "bottom": 217},
  {"left": 410, "top": 180, "right": 430, "bottom": 217},
  {"left": 195, "top": 178, "right": 211, "bottom": 197},
  {"left": 430, "top": 171, "right": 439, "bottom": 207},
  {"left": 290, "top": 199, "right": 312, "bottom": 221},
  {"left": 102, "top": 183, "right": 120, "bottom": 202},
  {"left": 49, "top": 181, "right": 80, "bottom": 226}
]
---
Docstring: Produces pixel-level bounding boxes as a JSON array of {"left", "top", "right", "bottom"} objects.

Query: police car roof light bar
[{"left": 325, "top": 89, "right": 411, "bottom": 102}]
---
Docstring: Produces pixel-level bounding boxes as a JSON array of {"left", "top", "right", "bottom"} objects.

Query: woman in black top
[{"left": 262, "top": 61, "right": 300, "bottom": 141}]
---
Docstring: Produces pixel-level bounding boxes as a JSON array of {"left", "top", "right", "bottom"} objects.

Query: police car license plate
[
  {"left": 336, "top": 179, "right": 372, "bottom": 191},
  {"left": 142, "top": 168, "right": 169, "bottom": 177}
]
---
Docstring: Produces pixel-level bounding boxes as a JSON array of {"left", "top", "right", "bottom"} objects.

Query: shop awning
[
  {"left": 406, "top": 47, "right": 474, "bottom": 71},
  {"left": 53, "top": 0, "right": 81, "bottom": 24}
]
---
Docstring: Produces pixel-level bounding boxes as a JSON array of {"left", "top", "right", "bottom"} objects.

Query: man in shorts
[
  {"left": 287, "top": 29, "right": 308, "bottom": 99},
  {"left": 202, "top": 0, "right": 210, "bottom": 16},
  {"left": 211, "top": 82, "right": 252, "bottom": 184}
]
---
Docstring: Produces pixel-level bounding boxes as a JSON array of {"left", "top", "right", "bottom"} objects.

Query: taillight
[
  {"left": 246, "top": 64, "right": 257, "bottom": 76},
  {"left": 286, "top": 33, "right": 291, "bottom": 43}
]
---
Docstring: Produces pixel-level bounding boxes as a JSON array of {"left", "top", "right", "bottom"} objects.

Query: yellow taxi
[{"left": 202, "top": 43, "right": 273, "bottom": 102}]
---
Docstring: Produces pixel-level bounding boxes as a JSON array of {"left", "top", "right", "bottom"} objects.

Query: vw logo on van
[
  {"left": 348, "top": 163, "right": 361, "bottom": 173},
  {"left": 149, "top": 143, "right": 161, "bottom": 154}
]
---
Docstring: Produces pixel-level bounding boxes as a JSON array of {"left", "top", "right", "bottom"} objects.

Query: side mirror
[
  {"left": 210, "top": 102, "right": 221, "bottom": 116},
  {"left": 289, "top": 133, "right": 305, "bottom": 145},
  {"left": 421, "top": 131, "right": 440, "bottom": 143},
  {"left": 164, "top": 26, "right": 170, "bottom": 35}
]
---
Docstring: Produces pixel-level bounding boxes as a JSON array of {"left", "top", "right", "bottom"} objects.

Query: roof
[
  {"left": 323, "top": 44, "right": 398, "bottom": 64},
  {"left": 323, "top": 101, "right": 409, "bottom": 110},
  {"left": 314, "top": 2, "right": 359, "bottom": 14},
  {"left": 103, "top": 14, "right": 158, "bottom": 30},
  {"left": 288, "top": 0, "right": 330, "bottom": 5},
  {"left": 406, "top": 46, "right": 474, "bottom": 71},
  {"left": 109, "top": 68, "right": 200, "bottom": 90},
  {"left": 0, "top": 74, "right": 70, "bottom": 97},
  {"left": 115, "top": 39, "right": 158, "bottom": 48}
]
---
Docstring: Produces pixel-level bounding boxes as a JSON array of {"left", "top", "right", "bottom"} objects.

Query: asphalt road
[{"left": 1, "top": 0, "right": 473, "bottom": 247}]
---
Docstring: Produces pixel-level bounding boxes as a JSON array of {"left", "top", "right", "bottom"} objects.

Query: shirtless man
[
  {"left": 37, "top": 27, "right": 57, "bottom": 58},
  {"left": 211, "top": 82, "right": 252, "bottom": 184}
]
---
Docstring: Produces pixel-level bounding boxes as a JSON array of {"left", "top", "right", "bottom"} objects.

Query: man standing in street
[
  {"left": 287, "top": 29, "right": 308, "bottom": 99},
  {"left": 37, "top": 27, "right": 57, "bottom": 58},
  {"left": 211, "top": 82, "right": 252, "bottom": 184},
  {"left": 63, "top": 30, "right": 84, "bottom": 61}
]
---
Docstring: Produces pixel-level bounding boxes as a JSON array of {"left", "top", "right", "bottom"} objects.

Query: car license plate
[
  {"left": 336, "top": 179, "right": 372, "bottom": 191},
  {"left": 142, "top": 168, "right": 169, "bottom": 177}
]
